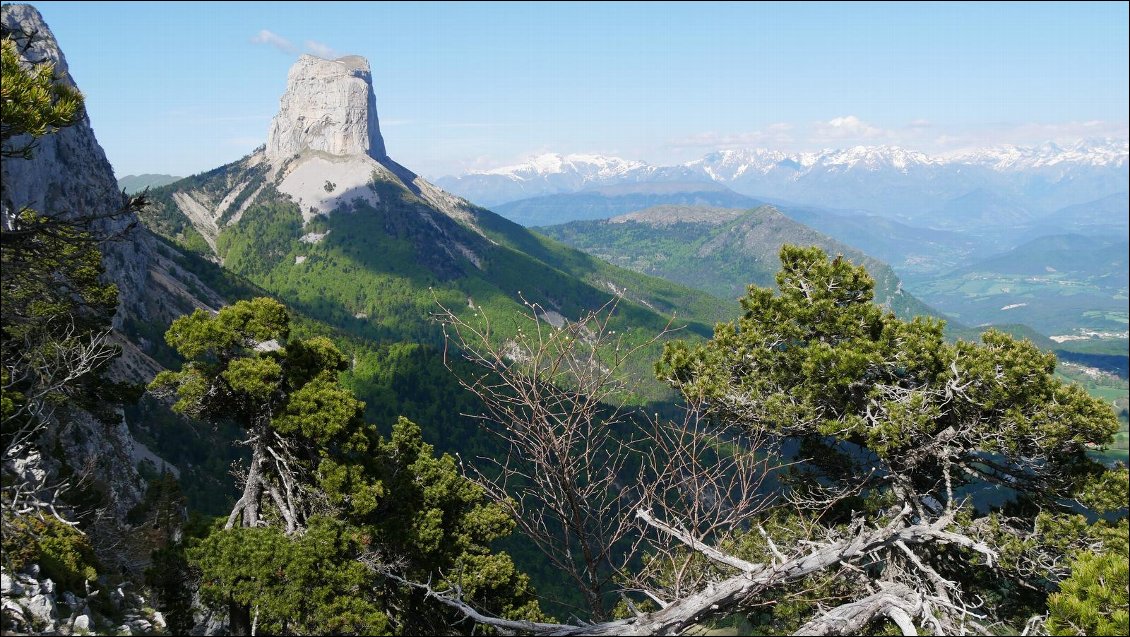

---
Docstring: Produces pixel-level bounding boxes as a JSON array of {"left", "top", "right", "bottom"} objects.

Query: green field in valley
[{"left": 1057, "top": 359, "right": 1129, "bottom": 465}]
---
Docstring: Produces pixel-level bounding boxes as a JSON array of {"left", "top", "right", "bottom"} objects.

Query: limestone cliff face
[
  {"left": 0, "top": 4, "right": 152, "bottom": 327},
  {"left": 265, "top": 54, "right": 387, "bottom": 161},
  {"left": 2, "top": 3, "right": 151, "bottom": 517}
]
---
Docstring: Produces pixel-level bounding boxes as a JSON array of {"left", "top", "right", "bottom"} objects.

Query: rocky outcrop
[
  {"left": 266, "top": 54, "right": 387, "bottom": 161},
  {"left": 160, "top": 51, "right": 485, "bottom": 249},
  {"left": 275, "top": 151, "right": 382, "bottom": 221},
  {"left": 1, "top": 1, "right": 157, "bottom": 516},
  {"left": 0, "top": 9, "right": 215, "bottom": 612},
  {"left": 1, "top": 565, "right": 167, "bottom": 636},
  {"left": 0, "top": 4, "right": 152, "bottom": 328}
]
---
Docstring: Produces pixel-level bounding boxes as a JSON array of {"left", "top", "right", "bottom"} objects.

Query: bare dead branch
[
  {"left": 791, "top": 583, "right": 921, "bottom": 636},
  {"left": 436, "top": 295, "right": 678, "bottom": 617},
  {"left": 635, "top": 508, "right": 758, "bottom": 573}
]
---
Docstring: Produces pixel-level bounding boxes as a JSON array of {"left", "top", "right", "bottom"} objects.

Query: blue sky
[{"left": 28, "top": 1, "right": 1130, "bottom": 178}]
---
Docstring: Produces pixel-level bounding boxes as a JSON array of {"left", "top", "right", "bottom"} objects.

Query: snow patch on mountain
[
  {"left": 439, "top": 139, "right": 1128, "bottom": 212},
  {"left": 477, "top": 153, "right": 649, "bottom": 180},
  {"left": 943, "top": 139, "right": 1129, "bottom": 170}
]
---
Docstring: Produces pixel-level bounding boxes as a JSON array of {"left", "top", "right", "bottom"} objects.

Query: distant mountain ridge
[
  {"left": 1032, "top": 192, "right": 1130, "bottom": 237},
  {"left": 492, "top": 182, "right": 763, "bottom": 227},
  {"left": 912, "top": 233, "right": 1129, "bottom": 335},
  {"left": 435, "top": 141, "right": 1129, "bottom": 220},
  {"left": 445, "top": 140, "right": 1128, "bottom": 186},
  {"left": 952, "top": 233, "right": 1129, "bottom": 278},
  {"left": 117, "top": 173, "right": 183, "bottom": 193},
  {"left": 536, "top": 204, "right": 941, "bottom": 323},
  {"left": 778, "top": 206, "right": 990, "bottom": 278}
]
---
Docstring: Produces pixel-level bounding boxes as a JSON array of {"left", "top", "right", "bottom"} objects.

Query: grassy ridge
[{"left": 536, "top": 205, "right": 941, "bottom": 322}]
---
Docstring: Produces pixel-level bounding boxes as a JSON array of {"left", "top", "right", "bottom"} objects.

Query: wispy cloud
[
  {"left": 250, "top": 31, "right": 342, "bottom": 59},
  {"left": 251, "top": 29, "right": 296, "bottom": 54},
  {"left": 808, "top": 118, "right": 1128, "bottom": 152},
  {"left": 810, "top": 115, "right": 888, "bottom": 143},
  {"left": 435, "top": 122, "right": 527, "bottom": 129},
  {"left": 304, "top": 40, "right": 339, "bottom": 59},
  {"left": 992, "top": 120, "right": 1128, "bottom": 145}
]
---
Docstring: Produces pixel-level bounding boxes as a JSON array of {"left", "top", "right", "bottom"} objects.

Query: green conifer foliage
[
  {"left": 655, "top": 245, "right": 1124, "bottom": 632},
  {"left": 151, "top": 298, "right": 543, "bottom": 634},
  {"left": 658, "top": 246, "right": 1117, "bottom": 499},
  {"left": 0, "top": 36, "right": 83, "bottom": 159},
  {"left": 1047, "top": 551, "right": 1130, "bottom": 636}
]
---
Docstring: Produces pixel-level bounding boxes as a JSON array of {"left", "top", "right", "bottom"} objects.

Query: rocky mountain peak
[
  {"left": 1, "top": 4, "right": 151, "bottom": 326},
  {"left": 265, "top": 54, "right": 387, "bottom": 161},
  {"left": 1, "top": 4, "right": 71, "bottom": 82}
]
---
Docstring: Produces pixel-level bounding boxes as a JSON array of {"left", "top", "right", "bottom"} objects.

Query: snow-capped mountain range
[
  {"left": 478, "top": 153, "right": 650, "bottom": 179},
  {"left": 435, "top": 140, "right": 1129, "bottom": 220}
]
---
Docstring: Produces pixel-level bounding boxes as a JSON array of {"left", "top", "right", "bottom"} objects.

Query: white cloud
[
  {"left": 304, "top": 40, "right": 339, "bottom": 59},
  {"left": 810, "top": 115, "right": 888, "bottom": 142},
  {"left": 250, "top": 31, "right": 344, "bottom": 60},
  {"left": 251, "top": 29, "right": 296, "bottom": 54},
  {"left": 993, "top": 120, "right": 1128, "bottom": 145}
]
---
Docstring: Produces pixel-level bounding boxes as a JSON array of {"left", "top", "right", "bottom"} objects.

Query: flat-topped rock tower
[
  {"left": 266, "top": 54, "right": 387, "bottom": 161},
  {"left": 167, "top": 50, "right": 479, "bottom": 236}
]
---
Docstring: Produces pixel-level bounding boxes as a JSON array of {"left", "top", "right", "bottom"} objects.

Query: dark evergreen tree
[{"left": 151, "top": 298, "right": 544, "bottom": 634}]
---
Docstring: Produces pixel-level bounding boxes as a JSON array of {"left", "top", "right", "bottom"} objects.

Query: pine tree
[
  {"left": 1047, "top": 551, "right": 1130, "bottom": 636},
  {"left": 151, "top": 298, "right": 544, "bottom": 634},
  {"left": 0, "top": 29, "right": 82, "bottom": 160},
  {"left": 654, "top": 245, "right": 1126, "bottom": 632},
  {"left": 423, "top": 246, "right": 1128, "bottom": 635}
]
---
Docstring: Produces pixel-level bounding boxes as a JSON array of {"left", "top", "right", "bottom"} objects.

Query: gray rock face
[
  {"left": 0, "top": 573, "right": 20, "bottom": 596},
  {"left": 1, "top": 5, "right": 152, "bottom": 328},
  {"left": 58, "top": 410, "right": 145, "bottom": 518},
  {"left": 1, "top": 3, "right": 151, "bottom": 550},
  {"left": 72, "top": 613, "right": 92, "bottom": 632},
  {"left": 3, "top": 561, "right": 173, "bottom": 635},
  {"left": 266, "top": 54, "right": 387, "bottom": 161},
  {"left": 25, "top": 593, "right": 57, "bottom": 631},
  {"left": 2, "top": 597, "right": 28, "bottom": 633}
]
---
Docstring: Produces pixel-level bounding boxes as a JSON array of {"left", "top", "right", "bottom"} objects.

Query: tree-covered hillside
[
  {"left": 141, "top": 155, "right": 734, "bottom": 403},
  {"left": 491, "top": 182, "right": 762, "bottom": 227},
  {"left": 913, "top": 233, "right": 1128, "bottom": 335},
  {"left": 537, "top": 204, "right": 939, "bottom": 321},
  {"left": 116, "top": 173, "right": 183, "bottom": 194}
]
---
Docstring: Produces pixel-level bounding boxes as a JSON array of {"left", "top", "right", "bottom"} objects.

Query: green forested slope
[
  {"left": 141, "top": 158, "right": 734, "bottom": 400},
  {"left": 537, "top": 204, "right": 940, "bottom": 320}
]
